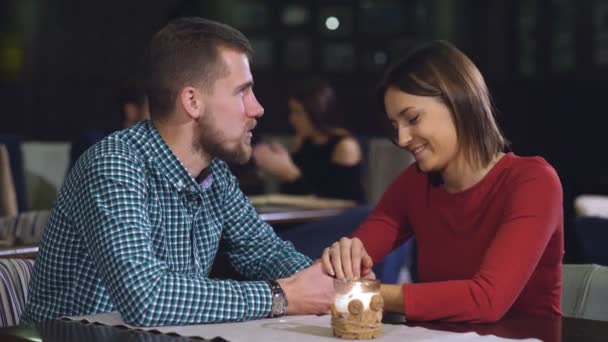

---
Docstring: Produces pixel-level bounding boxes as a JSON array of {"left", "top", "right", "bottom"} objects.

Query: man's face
[{"left": 194, "top": 48, "right": 264, "bottom": 165}]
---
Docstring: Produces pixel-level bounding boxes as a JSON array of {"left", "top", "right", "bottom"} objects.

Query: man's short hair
[{"left": 144, "top": 17, "right": 253, "bottom": 121}]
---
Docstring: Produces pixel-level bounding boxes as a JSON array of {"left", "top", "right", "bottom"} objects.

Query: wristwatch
[{"left": 267, "top": 280, "right": 288, "bottom": 317}]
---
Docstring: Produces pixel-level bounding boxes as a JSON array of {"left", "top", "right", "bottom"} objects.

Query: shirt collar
[{"left": 145, "top": 120, "right": 201, "bottom": 193}]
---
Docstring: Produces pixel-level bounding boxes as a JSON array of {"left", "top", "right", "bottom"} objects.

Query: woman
[
  {"left": 253, "top": 77, "right": 365, "bottom": 202},
  {"left": 321, "top": 41, "right": 563, "bottom": 323}
]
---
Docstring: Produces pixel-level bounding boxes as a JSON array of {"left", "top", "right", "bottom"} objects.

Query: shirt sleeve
[
  {"left": 76, "top": 152, "right": 286, "bottom": 326},
  {"left": 400, "top": 163, "right": 562, "bottom": 322},
  {"left": 216, "top": 161, "right": 313, "bottom": 280}
]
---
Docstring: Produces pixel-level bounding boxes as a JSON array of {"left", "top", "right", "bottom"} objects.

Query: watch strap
[{"left": 267, "top": 280, "right": 287, "bottom": 317}]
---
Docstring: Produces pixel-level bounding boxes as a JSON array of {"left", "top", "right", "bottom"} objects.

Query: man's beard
[{"left": 193, "top": 111, "right": 251, "bottom": 165}]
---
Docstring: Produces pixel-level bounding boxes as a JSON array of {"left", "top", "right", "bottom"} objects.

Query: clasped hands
[{"left": 276, "top": 237, "right": 374, "bottom": 316}]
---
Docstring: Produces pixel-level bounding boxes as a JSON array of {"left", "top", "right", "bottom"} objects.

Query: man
[{"left": 23, "top": 17, "right": 333, "bottom": 327}]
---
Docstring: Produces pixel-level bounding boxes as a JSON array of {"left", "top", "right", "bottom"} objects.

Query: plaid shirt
[{"left": 23, "top": 121, "right": 312, "bottom": 326}]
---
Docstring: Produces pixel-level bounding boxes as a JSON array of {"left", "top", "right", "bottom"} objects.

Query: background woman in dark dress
[{"left": 253, "top": 77, "right": 366, "bottom": 203}]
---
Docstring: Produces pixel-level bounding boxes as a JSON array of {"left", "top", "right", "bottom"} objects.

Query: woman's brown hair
[{"left": 377, "top": 40, "right": 508, "bottom": 168}]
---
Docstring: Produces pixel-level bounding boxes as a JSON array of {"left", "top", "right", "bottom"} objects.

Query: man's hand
[{"left": 277, "top": 262, "right": 334, "bottom": 315}]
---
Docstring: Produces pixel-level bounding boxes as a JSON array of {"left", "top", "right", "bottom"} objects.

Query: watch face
[{"left": 272, "top": 293, "right": 288, "bottom": 316}]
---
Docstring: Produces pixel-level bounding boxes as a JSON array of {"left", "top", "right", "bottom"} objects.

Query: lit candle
[
  {"left": 334, "top": 282, "right": 375, "bottom": 313},
  {"left": 331, "top": 279, "right": 383, "bottom": 339}
]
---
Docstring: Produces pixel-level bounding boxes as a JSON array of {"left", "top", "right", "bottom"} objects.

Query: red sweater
[{"left": 353, "top": 153, "right": 563, "bottom": 322}]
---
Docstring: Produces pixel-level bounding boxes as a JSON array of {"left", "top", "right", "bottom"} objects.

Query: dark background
[{"left": 1, "top": 0, "right": 606, "bottom": 262}]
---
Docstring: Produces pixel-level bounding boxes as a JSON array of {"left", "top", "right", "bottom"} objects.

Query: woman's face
[
  {"left": 288, "top": 98, "right": 315, "bottom": 136},
  {"left": 384, "top": 86, "right": 462, "bottom": 173}
]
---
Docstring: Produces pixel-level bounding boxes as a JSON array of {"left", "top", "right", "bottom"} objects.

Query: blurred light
[
  {"left": 360, "top": 0, "right": 374, "bottom": 10},
  {"left": 281, "top": 4, "right": 310, "bottom": 26},
  {"left": 373, "top": 51, "right": 387, "bottom": 65},
  {"left": 0, "top": 34, "right": 23, "bottom": 80},
  {"left": 325, "top": 16, "right": 340, "bottom": 31}
]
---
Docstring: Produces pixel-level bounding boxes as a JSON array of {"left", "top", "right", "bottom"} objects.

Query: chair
[
  {"left": 0, "top": 210, "right": 51, "bottom": 247},
  {"left": 21, "top": 141, "right": 71, "bottom": 210},
  {"left": 562, "top": 264, "right": 608, "bottom": 321},
  {"left": 13, "top": 210, "right": 51, "bottom": 245},
  {"left": 0, "top": 258, "right": 35, "bottom": 327},
  {"left": 364, "top": 138, "right": 414, "bottom": 205}
]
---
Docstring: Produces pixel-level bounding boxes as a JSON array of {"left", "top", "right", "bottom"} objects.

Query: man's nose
[{"left": 247, "top": 93, "right": 264, "bottom": 118}]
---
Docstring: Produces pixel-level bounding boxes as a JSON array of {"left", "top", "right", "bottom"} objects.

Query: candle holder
[{"left": 331, "top": 279, "right": 383, "bottom": 339}]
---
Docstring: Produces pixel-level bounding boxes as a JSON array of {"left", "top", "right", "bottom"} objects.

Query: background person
[{"left": 253, "top": 77, "right": 365, "bottom": 203}]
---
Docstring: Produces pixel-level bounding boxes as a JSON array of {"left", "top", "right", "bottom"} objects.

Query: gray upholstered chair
[
  {"left": 562, "top": 264, "right": 608, "bottom": 321},
  {"left": 0, "top": 258, "right": 35, "bottom": 327}
]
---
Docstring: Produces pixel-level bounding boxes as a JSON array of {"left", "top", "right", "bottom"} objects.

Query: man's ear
[{"left": 179, "top": 86, "right": 204, "bottom": 120}]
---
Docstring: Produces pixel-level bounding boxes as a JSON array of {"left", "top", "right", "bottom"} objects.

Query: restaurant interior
[{"left": 0, "top": 1, "right": 607, "bottom": 341}]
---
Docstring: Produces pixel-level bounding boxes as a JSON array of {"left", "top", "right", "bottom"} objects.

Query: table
[
  {"left": 404, "top": 312, "right": 608, "bottom": 342},
  {"left": 0, "top": 245, "right": 38, "bottom": 258},
  {"left": 0, "top": 205, "right": 354, "bottom": 259},
  {"left": 1, "top": 313, "right": 607, "bottom": 342},
  {"left": 256, "top": 205, "right": 350, "bottom": 225},
  {"left": 0, "top": 319, "right": 225, "bottom": 342}
]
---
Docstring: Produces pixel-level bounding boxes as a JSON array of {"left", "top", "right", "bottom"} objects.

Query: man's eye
[{"left": 408, "top": 115, "right": 419, "bottom": 124}]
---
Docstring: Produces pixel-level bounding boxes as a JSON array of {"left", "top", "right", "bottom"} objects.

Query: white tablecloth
[{"left": 66, "top": 312, "right": 540, "bottom": 342}]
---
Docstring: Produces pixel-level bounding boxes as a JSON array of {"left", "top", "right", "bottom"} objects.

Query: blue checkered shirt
[{"left": 22, "top": 121, "right": 312, "bottom": 326}]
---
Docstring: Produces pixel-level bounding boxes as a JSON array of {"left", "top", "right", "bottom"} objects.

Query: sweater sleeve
[
  {"left": 402, "top": 163, "right": 562, "bottom": 322},
  {"left": 351, "top": 169, "right": 415, "bottom": 262}
]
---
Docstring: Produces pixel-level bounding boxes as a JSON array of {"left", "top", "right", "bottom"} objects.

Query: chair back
[
  {"left": 0, "top": 258, "right": 35, "bottom": 327},
  {"left": 563, "top": 264, "right": 608, "bottom": 321},
  {"left": 364, "top": 138, "right": 414, "bottom": 205},
  {"left": 0, "top": 210, "right": 51, "bottom": 246}
]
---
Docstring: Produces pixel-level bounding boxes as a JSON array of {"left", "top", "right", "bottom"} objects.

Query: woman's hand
[
  {"left": 252, "top": 142, "right": 301, "bottom": 181},
  {"left": 321, "top": 237, "right": 374, "bottom": 279}
]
